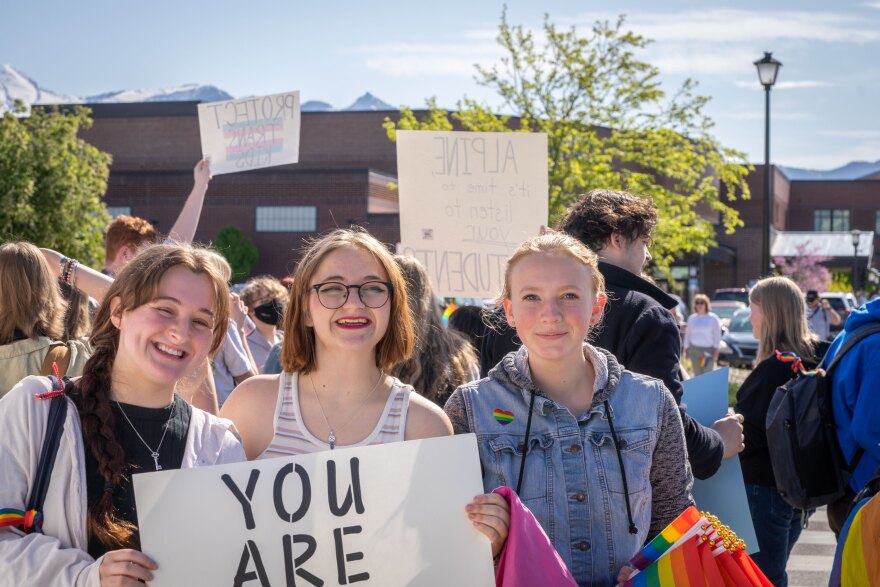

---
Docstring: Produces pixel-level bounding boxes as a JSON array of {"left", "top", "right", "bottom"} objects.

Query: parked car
[
  {"left": 819, "top": 292, "right": 858, "bottom": 334},
  {"left": 718, "top": 308, "right": 758, "bottom": 368},
  {"left": 712, "top": 287, "right": 750, "bottom": 305},
  {"left": 711, "top": 301, "right": 747, "bottom": 329}
]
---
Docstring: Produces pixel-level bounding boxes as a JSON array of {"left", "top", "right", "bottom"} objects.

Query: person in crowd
[
  {"left": 805, "top": 289, "right": 841, "bottom": 341},
  {"left": 734, "top": 276, "right": 828, "bottom": 586},
  {"left": 0, "top": 242, "right": 92, "bottom": 397},
  {"left": 239, "top": 275, "right": 287, "bottom": 372},
  {"left": 0, "top": 244, "right": 245, "bottom": 585},
  {"left": 390, "top": 255, "right": 479, "bottom": 406},
  {"left": 445, "top": 231, "right": 693, "bottom": 586},
  {"left": 447, "top": 304, "right": 486, "bottom": 356},
  {"left": 825, "top": 296, "right": 880, "bottom": 535},
  {"left": 210, "top": 271, "right": 259, "bottom": 408},
  {"left": 101, "top": 159, "right": 212, "bottom": 276},
  {"left": 683, "top": 294, "right": 722, "bottom": 375},
  {"left": 220, "top": 228, "right": 508, "bottom": 556},
  {"left": 479, "top": 189, "right": 742, "bottom": 479}
]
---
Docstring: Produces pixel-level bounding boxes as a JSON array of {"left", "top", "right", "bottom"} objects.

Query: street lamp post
[
  {"left": 852, "top": 230, "right": 860, "bottom": 295},
  {"left": 755, "top": 52, "right": 782, "bottom": 277}
]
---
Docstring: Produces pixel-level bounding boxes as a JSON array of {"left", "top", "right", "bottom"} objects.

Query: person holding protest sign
[
  {"left": 221, "top": 228, "right": 509, "bottom": 556},
  {"left": 445, "top": 231, "right": 693, "bottom": 586},
  {"left": 0, "top": 244, "right": 245, "bottom": 586}
]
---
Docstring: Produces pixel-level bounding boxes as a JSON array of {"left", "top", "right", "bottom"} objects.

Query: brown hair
[
  {"left": 389, "top": 255, "right": 478, "bottom": 404},
  {"left": 240, "top": 275, "right": 288, "bottom": 310},
  {"left": 749, "top": 276, "right": 818, "bottom": 363},
  {"left": 68, "top": 244, "right": 230, "bottom": 550},
  {"left": 499, "top": 230, "right": 605, "bottom": 304},
  {"left": 104, "top": 215, "right": 160, "bottom": 265},
  {"left": 280, "top": 228, "right": 413, "bottom": 374},
  {"left": 59, "top": 281, "right": 91, "bottom": 341},
  {"left": 0, "top": 242, "right": 67, "bottom": 344},
  {"left": 554, "top": 189, "right": 658, "bottom": 253},
  {"left": 693, "top": 293, "right": 711, "bottom": 313}
]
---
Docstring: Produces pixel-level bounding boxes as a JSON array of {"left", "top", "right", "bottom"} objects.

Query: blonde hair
[
  {"left": 0, "top": 241, "right": 67, "bottom": 343},
  {"left": 280, "top": 228, "right": 414, "bottom": 374},
  {"left": 693, "top": 293, "right": 711, "bottom": 313},
  {"left": 499, "top": 230, "right": 605, "bottom": 305},
  {"left": 749, "top": 276, "right": 818, "bottom": 363}
]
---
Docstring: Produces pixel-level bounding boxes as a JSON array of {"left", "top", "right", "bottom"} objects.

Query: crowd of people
[{"left": 1, "top": 175, "right": 878, "bottom": 587}]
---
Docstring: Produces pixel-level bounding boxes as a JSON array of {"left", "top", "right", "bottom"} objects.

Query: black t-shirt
[{"left": 84, "top": 395, "right": 191, "bottom": 558}]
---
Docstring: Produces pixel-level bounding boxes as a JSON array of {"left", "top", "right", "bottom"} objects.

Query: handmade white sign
[
  {"left": 197, "top": 90, "right": 301, "bottom": 175},
  {"left": 133, "top": 434, "right": 495, "bottom": 586},
  {"left": 396, "top": 130, "right": 549, "bottom": 298}
]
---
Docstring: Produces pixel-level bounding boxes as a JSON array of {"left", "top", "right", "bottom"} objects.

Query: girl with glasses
[{"left": 220, "top": 228, "right": 509, "bottom": 555}]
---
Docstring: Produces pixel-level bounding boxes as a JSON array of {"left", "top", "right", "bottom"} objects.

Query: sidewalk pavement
[{"left": 787, "top": 507, "right": 835, "bottom": 587}]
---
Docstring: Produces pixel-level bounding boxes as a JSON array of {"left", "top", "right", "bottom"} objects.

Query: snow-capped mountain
[
  {"left": 1, "top": 64, "right": 231, "bottom": 112},
  {"left": 781, "top": 161, "right": 880, "bottom": 181},
  {"left": 1, "top": 64, "right": 75, "bottom": 111},
  {"left": 343, "top": 92, "right": 395, "bottom": 111}
]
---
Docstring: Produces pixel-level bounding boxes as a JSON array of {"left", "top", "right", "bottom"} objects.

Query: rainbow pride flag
[
  {"left": 441, "top": 303, "right": 458, "bottom": 328},
  {"left": 829, "top": 493, "right": 880, "bottom": 586},
  {"left": 630, "top": 506, "right": 704, "bottom": 570}
]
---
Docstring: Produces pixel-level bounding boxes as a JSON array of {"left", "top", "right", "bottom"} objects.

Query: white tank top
[{"left": 258, "top": 371, "right": 412, "bottom": 459}]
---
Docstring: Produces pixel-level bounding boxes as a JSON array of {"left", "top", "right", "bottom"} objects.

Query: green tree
[
  {"left": 214, "top": 225, "right": 258, "bottom": 282},
  {"left": 0, "top": 104, "right": 111, "bottom": 265},
  {"left": 384, "top": 11, "right": 752, "bottom": 269}
]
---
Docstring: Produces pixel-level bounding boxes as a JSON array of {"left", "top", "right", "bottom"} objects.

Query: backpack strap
[
  {"left": 0, "top": 378, "right": 69, "bottom": 534},
  {"left": 40, "top": 343, "right": 71, "bottom": 377},
  {"left": 823, "top": 322, "right": 880, "bottom": 372}
]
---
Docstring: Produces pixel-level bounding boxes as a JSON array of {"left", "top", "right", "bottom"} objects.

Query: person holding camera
[{"left": 805, "top": 290, "right": 841, "bottom": 341}]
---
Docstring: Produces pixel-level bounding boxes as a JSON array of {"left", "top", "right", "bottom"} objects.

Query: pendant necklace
[
  {"left": 115, "top": 399, "right": 175, "bottom": 471},
  {"left": 308, "top": 370, "right": 385, "bottom": 449}
]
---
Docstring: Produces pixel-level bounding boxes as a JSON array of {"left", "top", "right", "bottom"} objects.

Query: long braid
[{"left": 69, "top": 337, "right": 138, "bottom": 549}]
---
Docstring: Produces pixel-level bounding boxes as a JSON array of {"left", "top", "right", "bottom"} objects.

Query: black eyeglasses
[{"left": 311, "top": 281, "right": 393, "bottom": 309}]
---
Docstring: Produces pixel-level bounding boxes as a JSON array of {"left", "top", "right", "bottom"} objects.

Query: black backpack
[{"left": 765, "top": 322, "right": 880, "bottom": 510}]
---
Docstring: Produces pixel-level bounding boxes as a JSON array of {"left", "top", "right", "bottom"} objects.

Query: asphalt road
[{"left": 787, "top": 507, "right": 835, "bottom": 587}]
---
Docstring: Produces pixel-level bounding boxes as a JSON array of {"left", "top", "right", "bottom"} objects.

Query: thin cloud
[
  {"left": 819, "top": 130, "right": 880, "bottom": 139},
  {"left": 861, "top": 2, "right": 880, "bottom": 9},
  {"left": 734, "top": 80, "right": 833, "bottom": 90},
  {"left": 348, "top": 38, "right": 502, "bottom": 77},
  {"left": 723, "top": 110, "right": 811, "bottom": 122}
]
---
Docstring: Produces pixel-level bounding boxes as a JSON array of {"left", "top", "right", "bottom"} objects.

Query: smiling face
[
  {"left": 306, "top": 247, "right": 391, "bottom": 360},
  {"left": 110, "top": 265, "right": 217, "bottom": 396},
  {"left": 503, "top": 252, "right": 606, "bottom": 365}
]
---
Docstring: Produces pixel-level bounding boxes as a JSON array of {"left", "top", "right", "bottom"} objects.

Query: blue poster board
[{"left": 682, "top": 367, "right": 759, "bottom": 553}]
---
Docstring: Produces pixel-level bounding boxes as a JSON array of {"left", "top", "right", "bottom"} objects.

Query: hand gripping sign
[{"left": 133, "top": 434, "right": 495, "bottom": 586}]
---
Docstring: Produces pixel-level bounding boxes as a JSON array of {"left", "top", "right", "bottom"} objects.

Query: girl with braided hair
[{"left": 0, "top": 244, "right": 245, "bottom": 586}]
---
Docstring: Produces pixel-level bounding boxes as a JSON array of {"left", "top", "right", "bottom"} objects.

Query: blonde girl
[{"left": 445, "top": 231, "right": 692, "bottom": 586}]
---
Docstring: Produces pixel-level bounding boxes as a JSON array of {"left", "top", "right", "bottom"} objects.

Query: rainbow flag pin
[{"left": 493, "top": 409, "right": 514, "bottom": 425}]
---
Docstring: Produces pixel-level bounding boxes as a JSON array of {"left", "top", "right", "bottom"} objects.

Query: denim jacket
[{"left": 446, "top": 345, "right": 692, "bottom": 587}]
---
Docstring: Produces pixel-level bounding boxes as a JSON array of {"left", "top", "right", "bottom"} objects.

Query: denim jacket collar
[{"left": 488, "top": 344, "right": 622, "bottom": 416}]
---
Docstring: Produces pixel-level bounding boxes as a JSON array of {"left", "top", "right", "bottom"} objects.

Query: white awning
[{"left": 770, "top": 230, "right": 874, "bottom": 259}]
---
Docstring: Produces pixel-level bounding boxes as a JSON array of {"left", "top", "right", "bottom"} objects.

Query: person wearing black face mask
[{"left": 240, "top": 276, "right": 288, "bottom": 373}]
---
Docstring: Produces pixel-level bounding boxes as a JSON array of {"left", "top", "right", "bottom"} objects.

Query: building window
[
  {"left": 813, "top": 209, "right": 850, "bottom": 232},
  {"left": 106, "top": 206, "right": 132, "bottom": 219},
  {"left": 876, "top": 210, "right": 880, "bottom": 236},
  {"left": 255, "top": 206, "right": 317, "bottom": 232}
]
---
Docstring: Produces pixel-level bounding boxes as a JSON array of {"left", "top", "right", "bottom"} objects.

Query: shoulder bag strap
[{"left": 24, "top": 388, "right": 69, "bottom": 518}]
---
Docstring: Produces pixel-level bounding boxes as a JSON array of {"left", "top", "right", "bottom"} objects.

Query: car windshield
[
  {"left": 729, "top": 313, "right": 753, "bottom": 333},
  {"left": 714, "top": 305, "right": 741, "bottom": 320},
  {"left": 714, "top": 292, "right": 749, "bottom": 304}
]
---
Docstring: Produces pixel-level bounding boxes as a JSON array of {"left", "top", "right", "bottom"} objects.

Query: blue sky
[{"left": 3, "top": 0, "right": 880, "bottom": 169}]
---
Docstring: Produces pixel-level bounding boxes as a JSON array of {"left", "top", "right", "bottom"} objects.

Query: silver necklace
[
  {"left": 114, "top": 399, "right": 175, "bottom": 471},
  {"left": 307, "top": 370, "right": 384, "bottom": 450}
]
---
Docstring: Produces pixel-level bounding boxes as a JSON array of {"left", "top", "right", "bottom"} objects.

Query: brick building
[
  {"left": 74, "top": 101, "right": 880, "bottom": 291},
  {"left": 79, "top": 102, "right": 404, "bottom": 277}
]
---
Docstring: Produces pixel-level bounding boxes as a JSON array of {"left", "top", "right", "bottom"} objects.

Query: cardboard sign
[
  {"left": 396, "top": 131, "right": 549, "bottom": 298},
  {"left": 133, "top": 434, "right": 495, "bottom": 586},
  {"left": 681, "top": 368, "right": 759, "bottom": 553},
  {"left": 197, "top": 91, "right": 301, "bottom": 175}
]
